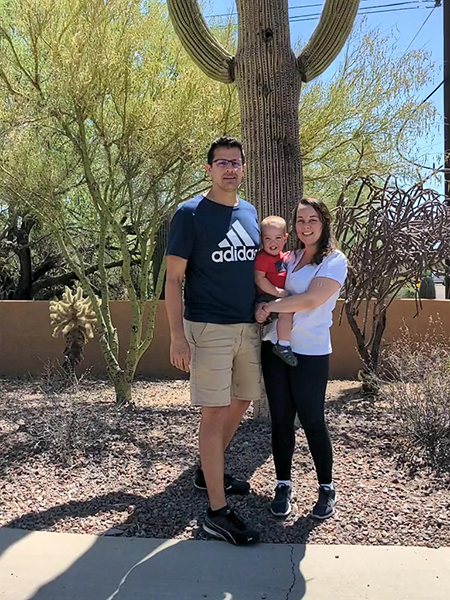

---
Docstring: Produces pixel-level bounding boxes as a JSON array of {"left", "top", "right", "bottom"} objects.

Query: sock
[
  {"left": 208, "top": 505, "right": 229, "bottom": 516},
  {"left": 278, "top": 340, "right": 290, "bottom": 347},
  {"left": 277, "top": 479, "right": 291, "bottom": 488},
  {"left": 320, "top": 482, "right": 334, "bottom": 491}
]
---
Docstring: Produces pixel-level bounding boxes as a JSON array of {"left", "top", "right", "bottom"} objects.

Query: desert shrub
[
  {"left": 396, "top": 285, "right": 417, "bottom": 299},
  {"left": 16, "top": 382, "right": 124, "bottom": 466},
  {"left": 380, "top": 325, "right": 450, "bottom": 471},
  {"left": 38, "top": 359, "right": 86, "bottom": 395}
]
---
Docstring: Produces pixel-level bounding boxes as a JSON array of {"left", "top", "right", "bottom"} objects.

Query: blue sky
[{"left": 203, "top": 1, "right": 444, "bottom": 188}]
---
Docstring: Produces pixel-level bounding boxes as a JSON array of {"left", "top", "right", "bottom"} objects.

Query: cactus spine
[{"left": 167, "top": 0, "right": 360, "bottom": 221}]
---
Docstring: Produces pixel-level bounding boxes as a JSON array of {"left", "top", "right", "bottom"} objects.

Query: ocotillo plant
[{"left": 167, "top": 0, "right": 359, "bottom": 221}]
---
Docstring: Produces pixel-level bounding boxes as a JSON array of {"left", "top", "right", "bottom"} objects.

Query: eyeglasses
[{"left": 212, "top": 159, "right": 243, "bottom": 169}]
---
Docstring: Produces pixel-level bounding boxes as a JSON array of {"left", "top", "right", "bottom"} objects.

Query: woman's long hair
[{"left": 291, "top": 197, "right": 336, "bottom": 265}]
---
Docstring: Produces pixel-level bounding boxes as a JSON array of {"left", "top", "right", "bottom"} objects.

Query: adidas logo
[{"left": 212, "top": 221, "right": 258, "bottom": 263}]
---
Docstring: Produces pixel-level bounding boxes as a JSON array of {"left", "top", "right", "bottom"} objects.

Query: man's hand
[
  {"left": 170, "top": 335, "right": 191, "bottom": 373},
  {"left": 255, "top": 302, "right": 271, "bottom": 324}
]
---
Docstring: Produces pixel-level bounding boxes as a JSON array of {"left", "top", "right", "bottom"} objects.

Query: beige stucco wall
[{"left": 0, "top": 300, "right": 448, "bottom": 379}]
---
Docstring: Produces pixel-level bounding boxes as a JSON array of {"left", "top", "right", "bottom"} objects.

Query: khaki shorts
[{"left": 184, "top": 320, "right": 261, "bottom": 407}]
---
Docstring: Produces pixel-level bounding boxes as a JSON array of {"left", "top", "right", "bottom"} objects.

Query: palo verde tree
[
  {"left": 299, "top": 22, "right": 437, "bottom": 203},
  {"left": 335, "top": 177, "right": 450, "bottom": 392},
  {"left": 2, "top": 17, "right": 435, "bottom": 301},
  {"left": 0, "top": 0, "right": 237, "bottom": 404},
  {"left": 167, "top": 0, "right": 360, "bottom": 221}
]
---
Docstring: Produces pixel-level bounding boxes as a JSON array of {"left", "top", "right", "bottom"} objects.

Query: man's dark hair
[{"left": 207, "top": 136, "right": 245, "bottom": 165}]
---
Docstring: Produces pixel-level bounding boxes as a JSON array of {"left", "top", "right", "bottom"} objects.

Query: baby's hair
[{"left": 261, "top": 215, "right": 287, "bottom": 233}]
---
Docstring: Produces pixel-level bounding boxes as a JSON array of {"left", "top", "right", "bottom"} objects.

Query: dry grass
[{"left": 379, "top": 329, "right": 450, "bottom": 471}]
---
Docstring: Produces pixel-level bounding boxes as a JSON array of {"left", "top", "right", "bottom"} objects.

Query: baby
[{"left": 254, "top": 216, "right": 297, "bottom": 367}]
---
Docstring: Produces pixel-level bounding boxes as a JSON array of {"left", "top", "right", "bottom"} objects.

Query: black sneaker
[
  {"left": 272, "top": 343, "right": 298, "bottom": 367},
  {"left": 203, "top": 506, "right": 260, "bottom": 545},
  {"left": 194, "top": 468, "right": 250, "bottom": 495},
  {"left": 312, "top": 486, "right": 336, "bottom": 519},
  {"left": 270, "top": 484, "right": 292, "bottom": 517}
]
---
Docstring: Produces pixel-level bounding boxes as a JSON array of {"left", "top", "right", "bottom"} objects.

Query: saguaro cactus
[
  {"left": 167, "top": 0, "right": 359, "bottom": 220},
  {"left": 419, "top": 276, "right": 436, "bottom": 300}
]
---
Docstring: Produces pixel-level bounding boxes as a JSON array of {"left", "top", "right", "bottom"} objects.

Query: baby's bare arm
[{"left": 254, "top": 271, "right": 288, "bottom": 297}]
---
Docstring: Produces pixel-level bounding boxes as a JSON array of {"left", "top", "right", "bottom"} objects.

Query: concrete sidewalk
[{"left": 0, "top": 528, "right": 449, "bottom": 600}]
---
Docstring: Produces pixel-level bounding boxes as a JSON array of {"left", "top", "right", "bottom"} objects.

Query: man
[{"left": 165, "top": 137, "right": 261, "bottom": 545}]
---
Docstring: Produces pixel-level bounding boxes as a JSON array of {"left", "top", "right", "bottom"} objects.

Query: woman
[{"left": 256, "top": 198, "right": 347, "bottom": 519}]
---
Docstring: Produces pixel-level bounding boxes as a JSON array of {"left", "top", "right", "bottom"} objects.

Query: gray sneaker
[
  {"left": 270, "top": 483, "right": 292, "bottom": 517},
  {"left": 312, "top": 486, "right": 336, "bottom": 520},
  {"left": 272, "top": 343, "right": 298, "bottom": 367}
]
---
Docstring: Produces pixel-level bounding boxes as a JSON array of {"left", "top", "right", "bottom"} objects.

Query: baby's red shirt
[{"left": 254, "top": 250, "right": 289, "bottom": 293}]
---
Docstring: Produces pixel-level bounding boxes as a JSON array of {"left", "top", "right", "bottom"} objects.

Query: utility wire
[
  {"left": 290, "top": 5, "right": 437, "bottom": 24},
  {"left": 394, "top": 78, "right": 446, "bottom": 173},
  {"left": 402, "top": 4, "right": 436, "bottom": 55},
  {"left": 209, "top": 6, "right": 438, "bottom": 27},
  {"left": 419, "top": 78, "right": 445, "bottom": 104},
  {"left": 206, "top": 0, "right": 436, "bottom": 20}
]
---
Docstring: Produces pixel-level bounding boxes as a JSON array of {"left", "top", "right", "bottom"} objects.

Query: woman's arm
[{"left": 265, "top": 277, "right": 341, "bottom": 314}]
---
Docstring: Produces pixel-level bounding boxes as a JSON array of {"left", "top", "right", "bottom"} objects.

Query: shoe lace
[
  {"left": 223, "top": 474, "right": 234, "bottom": 486},
  {"left": 277, "top": 345, "right": 292, "bottom": 356},
  {"left": 227, "top": 509, "right": 248, "bottom": 531},
  {"left": 275, "top": 484, "right": 289, "bottom": 501},
  {"left": 318, "top": 487, "right": 333, "bottom": 506}
]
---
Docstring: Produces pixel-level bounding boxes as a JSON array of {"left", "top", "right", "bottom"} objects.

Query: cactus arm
[
  {"left": 167, "top": 0, "right": 234, "bottom": 84},
  {"left": 297, "top": 0, "right": 360, "bottom": 83}
]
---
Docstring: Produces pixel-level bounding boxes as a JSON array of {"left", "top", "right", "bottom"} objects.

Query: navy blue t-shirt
[{"left": 166, "top": 195, "right": 259, "bottom": 324}]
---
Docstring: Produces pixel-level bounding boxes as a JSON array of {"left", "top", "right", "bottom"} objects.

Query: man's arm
[
  {"left": 254, "top": 270, "right": 289, "bottom": 298},
  {"left": 165, "top": 255, "right": 190, "bottom": 373}
]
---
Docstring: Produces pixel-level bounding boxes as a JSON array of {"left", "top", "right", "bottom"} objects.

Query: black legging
[{"left": 261, "top": 341, "right": 333, "bottom": 484}]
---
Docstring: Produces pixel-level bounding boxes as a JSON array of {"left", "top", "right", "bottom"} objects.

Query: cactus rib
[
  {"left": 167, "top": 0, "right": 234, "bottom": 83},
  {"left": 297, "top": 0, "right": 359, "bottom": 83}
]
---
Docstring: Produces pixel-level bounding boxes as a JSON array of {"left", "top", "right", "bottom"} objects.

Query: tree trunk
[
  {"left": 13, "top": 244, "right": 33, "bottom": 299},
  {"left": 11, "top": 216, "right": 35, "bottom": 299},
  {"left": 370, "top": 308, "right": 387, "bottom": 372},
  {"left": 113, "top": 375, "right": 133, "bottom": 407},
  {"left": 62, "top": 328, "right": 86, "bottom": 374},
  {"left": 235, "top": 0, "right": 302, "bottom": 223}
]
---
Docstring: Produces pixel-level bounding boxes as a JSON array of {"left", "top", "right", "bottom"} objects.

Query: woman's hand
[{"left": 255, "top": 302, "right": 271, "bottom": 323}]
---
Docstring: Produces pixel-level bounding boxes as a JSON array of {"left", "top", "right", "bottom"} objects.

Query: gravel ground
[{"left": 0, "top": 378, "right": 449, "bottom": 547}]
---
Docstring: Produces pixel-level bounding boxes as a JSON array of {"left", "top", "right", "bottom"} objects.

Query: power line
[
  {"left": 419, "top": 78, "right": 445, "bottom": 104},
  {"left": 393, "top": 78, "right": 445, "bottom": 173},
  {"left": 402, "top": 4, "right": 437, "bottom": 55},
  {"left": 290, "top": 5, "right": 437, "bottom": 24},
  {"left": 210, "top": 6, "right": 439, "bottom": 27},
  {"left": 289, "top": 3, "right": 436, "bottom": 23},
  {"left": 205, "top": 0, "right": 436, "bottom": 21}
]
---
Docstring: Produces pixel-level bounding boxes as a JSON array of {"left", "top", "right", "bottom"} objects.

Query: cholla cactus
[
  {"left": 50, "top": 286, "right": 100, "bottom": 372},
  {"left": 167, "top": 0, "right": 359, "bottom": 222}
]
